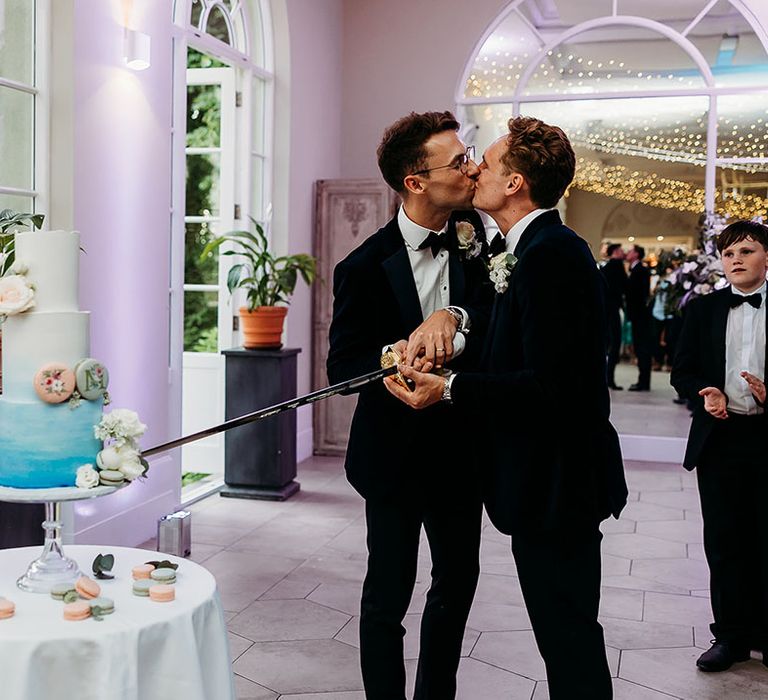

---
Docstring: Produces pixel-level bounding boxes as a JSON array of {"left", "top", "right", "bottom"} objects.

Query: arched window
[
  {"left": 170, "top": 0, "right": 274, "bottom": 495},
  {"left": 458, "top": 0, "right": 768, "bottom": 247},
  {"left": 0, "top": 1, "right": 48, "bottom": 217}
]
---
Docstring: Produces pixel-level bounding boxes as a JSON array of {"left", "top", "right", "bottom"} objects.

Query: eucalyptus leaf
[
  {"left": 63, "top": 590, "right": 79, "bottom": 604},
  {"left": 92, "top": 552, "right": 115, "bottom": 579},
  {"left": 145, "top": 559, "right": 179, "bottom": 571}
]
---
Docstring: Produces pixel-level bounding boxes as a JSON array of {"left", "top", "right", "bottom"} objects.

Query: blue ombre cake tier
[{"left": 0, "top": 398, "right": 103, "bottom": 488}]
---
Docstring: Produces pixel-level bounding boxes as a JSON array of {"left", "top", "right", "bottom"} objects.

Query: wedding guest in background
[
  {"left": 388, "top": 116, "right": 628, "bottom": 699},
  {"left": 601, "top": 243, "right": 627, "bottom": 389},
  {"left": 651, "top": 266, "right": 675, "bottom": 371},
  {"left": 327, "top": 110, "right": 492, "bottom": 700},
  {"left": 626, "top": 244, "right": 653, "bottom": 391},
  {"left": 671, "top": 219, "right": 768, "bottom": 673}
]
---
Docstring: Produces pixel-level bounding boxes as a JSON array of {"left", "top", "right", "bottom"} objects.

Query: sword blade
[{"left": 141, "top": 364, "right": 398, "bottom": 459}]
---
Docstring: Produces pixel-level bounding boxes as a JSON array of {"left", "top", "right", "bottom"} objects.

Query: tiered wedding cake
[{"left": 0, "top": 231, "right": 105, "bottom": 488}]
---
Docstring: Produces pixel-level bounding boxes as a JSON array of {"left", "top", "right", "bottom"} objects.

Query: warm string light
[{"left": 570, "top": 158, "right": 768, "bottom": 219}]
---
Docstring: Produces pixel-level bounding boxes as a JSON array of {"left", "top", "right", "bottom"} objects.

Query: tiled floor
[
  {"left": 163, "top": 456, "right": 768, "bottom": 700},
  {"left": 609, "top": 363, "right": 691, "bottom": 439}
]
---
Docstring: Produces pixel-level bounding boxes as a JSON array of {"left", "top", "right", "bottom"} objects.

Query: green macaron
[
  {"left": 132, "top": 579, "right": 153, "bottom": 597},
  {"left": 99, "top": 470, "right": 125, "bottom": 486},
  {"left": 150, "top": 568, "right": 177, "bottom": 584},
  {"left": 50, "top": 583, "right": 77, "bottom": 601},
  {"left": 89, "top": 597, "right": 115, "bottom": 615}
]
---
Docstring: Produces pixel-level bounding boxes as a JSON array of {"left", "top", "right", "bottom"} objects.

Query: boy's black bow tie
[
  {"left": 729, "top": 292, "right": 763, "bottom": 309},
  {"left": 418, "top": 231, "right": 447, "bottom": 258}
]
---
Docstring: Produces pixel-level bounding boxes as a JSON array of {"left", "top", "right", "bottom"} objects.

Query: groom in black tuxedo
[
  {"left": 327, "top": 111, "right": 492, "bottom": 700},
  {"left": 388, "top": 116, "right": 628, "bottom": 699}
]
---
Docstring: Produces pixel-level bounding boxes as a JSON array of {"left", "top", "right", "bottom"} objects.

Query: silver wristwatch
[
  {"left": 445, "top": 306, "right": 470, "bottom": 334},
  {"left": 442, "top": 373, "right": 456, "bottom": 403}
]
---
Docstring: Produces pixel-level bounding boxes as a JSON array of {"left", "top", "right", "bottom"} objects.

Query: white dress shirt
[
  {"left": 388, "top": 206, "right": 465, "bottom": 356},
  {"left": 504, "top": 208, "right": 550, "bottom": 254},
  {"left": 725, "top": 281, "right": 766, "bottom": 415}
]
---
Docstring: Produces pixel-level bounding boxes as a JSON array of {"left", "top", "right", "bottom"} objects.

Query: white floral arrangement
[
  {"left": 77, "top": 409, "right": 149, "bottom": 489},
  {"left": 0, "top": 273, "right": 35, "bottom": 321},
  {"left": 455, "top": 221, "right": 482, "bottom": 259},
  {"left": 488, "top": 252, "right": 518, "bottom": 294}
]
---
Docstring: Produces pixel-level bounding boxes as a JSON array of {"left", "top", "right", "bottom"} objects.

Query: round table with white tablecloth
[{"left": 0, "top": 545, "right": 235, "bottom": 700}]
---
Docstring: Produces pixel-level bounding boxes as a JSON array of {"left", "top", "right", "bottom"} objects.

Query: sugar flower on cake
[
  {"left": 94, "top": 408, "right": 149, "bottom": 482},
  {"left": 75, "top": 464, "right": 100, "bottom": 490},
  {"left": 96, "top": 445, "right": 146, "bottom": 481},
  {"left": 0, "top": 274, "right": 35, "bottom": 319},
  {"left": 94, "top": 408, "right": 147, "bottom": 448}
]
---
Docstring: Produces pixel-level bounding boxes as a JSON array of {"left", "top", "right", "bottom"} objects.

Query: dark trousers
[
  {"left": 512, "top": 525, "right": 612, "bottom": 700},
  {"left": 651, "top": 317, "right": 673, "bottom": 366},
  {"left": 697, "top": 414, "right": 768, "bottom": 648},
  {"left": 606, "top": 307, "right": 622, "bottom": 385},
  {"left": 630, "top": 313, "right": 652, "bottom": 387},
  {"left": 360, "top": 492, "right": 482, "bottom": 700}
]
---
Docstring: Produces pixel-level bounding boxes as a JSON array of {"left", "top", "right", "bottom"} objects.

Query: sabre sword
[{"left": 141, "top": 364, "right": 400, "bottom": 459}]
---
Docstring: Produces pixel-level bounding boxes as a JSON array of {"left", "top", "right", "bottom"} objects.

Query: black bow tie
[
  {"left": 418, "top": 231, "right": 447, "bottom": 258},
  {"left": 488, "top": 235, "right": 506, "bottom": 256},
  {"left": 729, "top": 292, "right": 763, "bottom": 309}
]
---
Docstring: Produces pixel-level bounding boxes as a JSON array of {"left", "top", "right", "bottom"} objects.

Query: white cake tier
[
  {"left": 1, "top": 310, "right": 90, "bottom": 401},
  {"left": 14, "top": 230, "right": 81, "bottom": 312}
]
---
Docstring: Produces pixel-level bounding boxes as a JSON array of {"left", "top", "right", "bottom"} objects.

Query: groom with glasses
[{"left": 327, "top": 111, "right": 493, "bottom": 700}]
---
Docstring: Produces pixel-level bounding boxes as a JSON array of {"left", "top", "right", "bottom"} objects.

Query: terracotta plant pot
[{"left": 239, "top": 305, "right": 288, "bottom": 349}]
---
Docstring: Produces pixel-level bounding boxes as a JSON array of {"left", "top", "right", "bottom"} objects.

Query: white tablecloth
[{"left": 0, "top": 545, "right": 235, "bottom": 700}]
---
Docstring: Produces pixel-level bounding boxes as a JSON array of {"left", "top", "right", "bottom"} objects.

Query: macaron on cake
[
  {"left": 74, "top": 576, "right": 101, "bottom": 600},
  {"left": 148, "top": 584, "right": 175, "bottom": 603},
  {"left": 63, "top": 601, "right": 91, "bottom": 621},
  {"left": 98, "top": 470, "right": 125, "bottom": 487},
  {"left": 132, "top": 564, "right": 155, "bottom": 581},
  {"left": 150, "top": 567, "right": 177, "bottom": 585},
  {"left": 0, "top": 598, "right": 15, "bottom": 620},
  {"left": 132, "top": 579, "right": 153, "bottom": 597}
]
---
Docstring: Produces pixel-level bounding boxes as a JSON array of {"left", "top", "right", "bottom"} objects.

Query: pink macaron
[
  {"left": 74, "top": 576, "right": 101, "bottom": 600},
  {"left": 132, "top": 564, "right": 155, "bottom": 580},
  {"left": 63, "top": 601, "right": 91, "bottom": 621},
  {"left": 148, "top": 584, "right": 175, "bottom": 603},
  {"left": 0, "top": 598, "right": 15, "bottom": 620}
]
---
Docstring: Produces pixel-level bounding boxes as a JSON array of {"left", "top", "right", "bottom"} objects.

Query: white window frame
[
  {"left": 456, "top": 0, "right": 768, "bottom": 216},
  {"left": 0, "top": 0, "right": 50, "bottom": 218}
]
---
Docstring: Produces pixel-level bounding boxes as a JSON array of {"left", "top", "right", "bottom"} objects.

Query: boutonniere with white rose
[
  {"left": 455, "top": 221, "right": 482, "bottom": 260},
  {"left": 488, "top": 252, "right": 518, "bottom": 294}
]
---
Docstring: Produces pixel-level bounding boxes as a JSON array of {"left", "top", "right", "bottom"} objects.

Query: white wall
[
  {"left": 68, "top": 0, "right": 178, "bottom": 545},
  {"left": 274, "top": 0, "right": 344, "bottom": 460},
  {"left": 340, "top": 0, "right": 508, "bottom": 178}
]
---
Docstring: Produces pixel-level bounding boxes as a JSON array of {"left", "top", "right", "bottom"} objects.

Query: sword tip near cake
[{"left": 0, "top": 229, "right": 146, "bottom": 490}]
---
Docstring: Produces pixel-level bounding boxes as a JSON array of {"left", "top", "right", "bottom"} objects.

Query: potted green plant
[
  {"left": 200, "top": 217, "right": 317, "bottom": 349},
  {"left": 0, "top": 209, "right": 45, "bottom": 277}
]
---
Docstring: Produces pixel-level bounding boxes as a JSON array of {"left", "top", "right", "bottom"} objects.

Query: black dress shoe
[
  {"left": 763, "top": 650, "right": 768, "bottom": 668},
  {"left": 628, "top": 383, "right": 650, "bottom": 392},
  {"left": 696, "top": 642, "right": 750, "bottom": 672},
  {"left": 608, "top": 383, "right": 624, "bottom": 390}
]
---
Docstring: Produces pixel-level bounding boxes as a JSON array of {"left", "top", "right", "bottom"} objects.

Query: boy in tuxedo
[{"left": 671, "top": 220, "right": 768, "bottom": 672}]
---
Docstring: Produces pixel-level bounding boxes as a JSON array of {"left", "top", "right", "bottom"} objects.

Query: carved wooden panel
[{"left": 312, "top": 179, "right": 398, "bottom": 455}]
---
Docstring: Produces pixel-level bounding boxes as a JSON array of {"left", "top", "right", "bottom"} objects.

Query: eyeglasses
[{"left": 411, "top": 145, "right": 476, "bottom": 176}]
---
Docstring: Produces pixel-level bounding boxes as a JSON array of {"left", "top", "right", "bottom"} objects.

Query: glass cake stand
[{"left": 0, "top": 484, "right": 125, "bottom": 593}]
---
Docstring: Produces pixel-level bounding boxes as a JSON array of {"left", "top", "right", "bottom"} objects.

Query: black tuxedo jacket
[
  {"left": 671, "top": 288, "right": 767, "bottom": 469},
  {"left": 626, "top": 263, "right": 651, "bottom": 321},
  {"left": 327, "top": 210, "right": 493, "bottom": 499},
  {"left": 452, "top": 211, "right": 628, "bottom": 534},
  {"left": 601, "top": 258, "right": 627, "bottom": 311}
]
